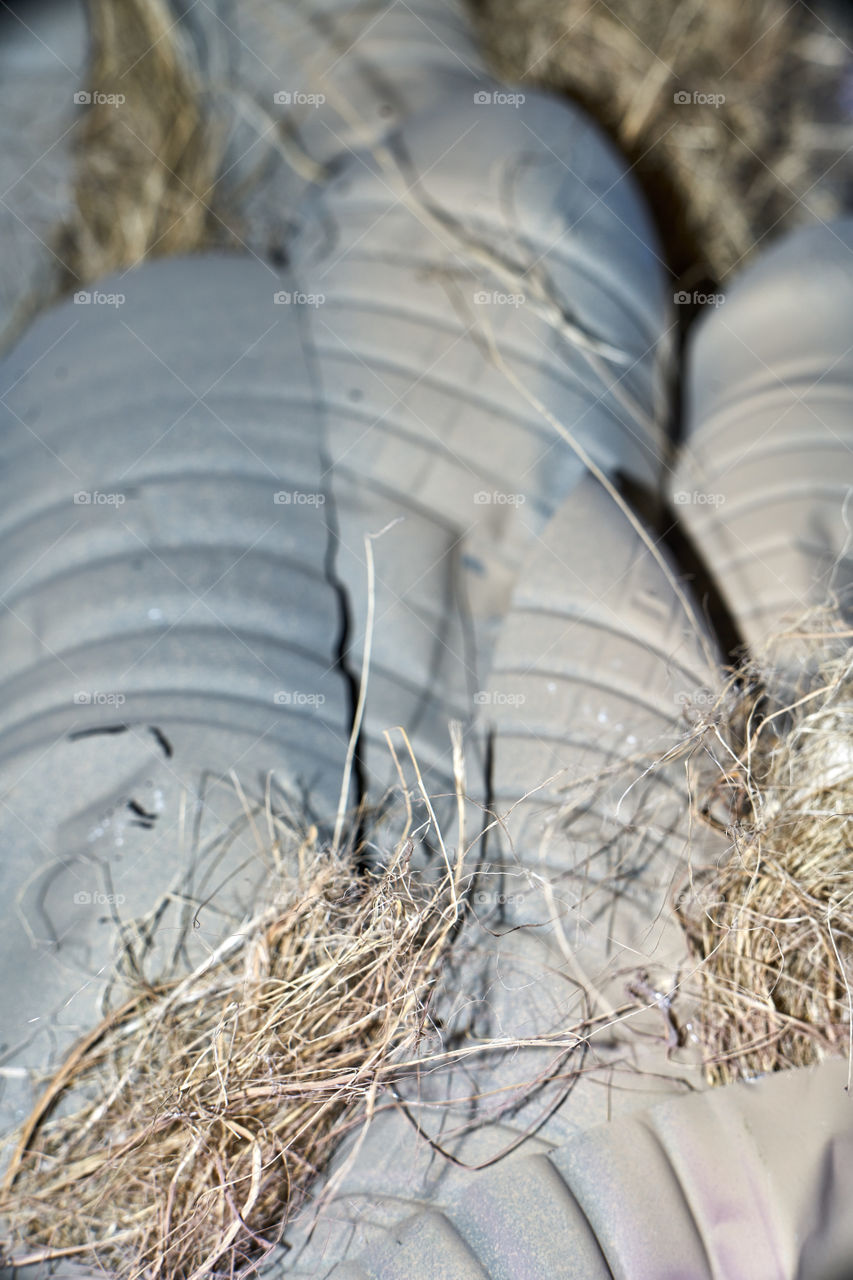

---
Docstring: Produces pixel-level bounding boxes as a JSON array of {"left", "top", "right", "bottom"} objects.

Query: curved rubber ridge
[
  {"left": 293, "top": 85, "right": 672, "bottom": 795},
  {"left": 0, "top": 255, "right": 354, "bottom": 1134},
  {"left": 172, "top": 0, "right": 494, "bottom": 236},
  {"left": 485, "top": 473, "right": 718, "bottom": 836},
  {"left": 475, "top": 472, "right": 724, "bottom": 1053},
  {"left": 318, "top": 1059, "right": 853, "bottom": 1280},
  {"left": 2, "top": 0, "right": 676, "bottom": 1262},
  {"left": 275, "top": 477, "right": 725, "bottom": 1277},
  {"left": 671, "top": 218, "right": 853, "bottom": 656},
  {"left": 0, "top": 254, "right": 351, "bottom": 788},
  {"left": 225, "top": 0, "right": 490, "bottom": 169}
]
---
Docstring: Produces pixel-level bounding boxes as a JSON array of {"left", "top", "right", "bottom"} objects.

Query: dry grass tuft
[
  {"left": 59, "top": 0, "right": 228, "bottom": 287},
  {"left": 0, "top": 822, "right": 464, "bottom": 1278},
  {"left": 675, "top": 615, "right": 853, "bottom": 1085}
]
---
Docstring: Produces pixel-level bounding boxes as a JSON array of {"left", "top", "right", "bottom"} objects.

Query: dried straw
[
  {"left": 9, "top": 620, "right": 853, "bottom": 1271},
  {"left": 0, "top": 817, "right": 466, "bottom": 1278},
  {"left": 58, "top": 0, "right": 228, "bottom": 288},
  {"left": 675, "top": 615, "right": 853, "bottom": 1085}
]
